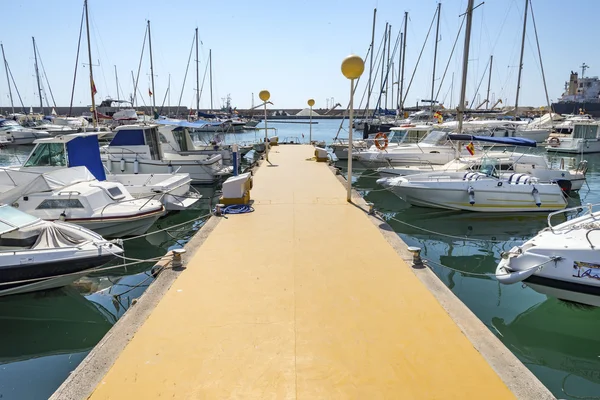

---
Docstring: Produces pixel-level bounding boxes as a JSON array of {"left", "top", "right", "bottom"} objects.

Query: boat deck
[{"left": 81, "top": 145, "right": 539, "bottom": 399}]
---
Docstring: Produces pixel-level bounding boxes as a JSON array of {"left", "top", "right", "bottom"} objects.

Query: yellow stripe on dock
[{"left": 89, "top": 145, "right": 515, "bottom": 399}]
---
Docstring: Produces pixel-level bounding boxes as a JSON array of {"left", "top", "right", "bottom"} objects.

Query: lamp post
[
  {"left": 259, "top": 90, "right": 270, "bottom": 162},
  {"left": 341, "top": 55, "right": 365, "bottom": 202},
  {"left": 307, "top": 98, "right": 315, "bottom": 144}
]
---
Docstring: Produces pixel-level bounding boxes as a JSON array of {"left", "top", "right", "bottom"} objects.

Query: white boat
[
  {"left": 331, "top": 125, "right": 432, "bottom": 160},
  {"left": 377, "top": 149, "right": 587, "bottom": 192},
  {"left": 20, "top": 132, "right": 200, "bottom": 211},
  {"left": 0, "top": 204, "right": 123, "bottom": 297},
  {"left": 101, "top": 124, "right": 232, "bottom": 184},
  {"left": 546, "top": 122, "right": 600, "bottom": 153},
  {"left": 439, "top": 119, "right": 550, "bottom": 143},
  {"left": 496, "top": 204, "right": 600, "bottom": 306},
  {"left": 0, "top": 167, "right": 164, "bottom": 238},
  {"left": 354, "top": 129, "right": 472, "bottom": 166},
  {"left": 0, "top": 119, "right": 51, "bottom": 145},
  {"left": 377, "top": 155, "right": 568, "bottom": 213}
]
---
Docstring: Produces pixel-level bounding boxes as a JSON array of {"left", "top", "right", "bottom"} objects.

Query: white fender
[
  {"left": 496, "top": 265, "right": 538, "bottom": 284},
  {"left": 120, "top": 158, "right": 126, "bottom": 172},
  {"left": 133, "top": 158, "right": 139, "bottom": 174},
  {"left": 467, "top": 185, "right": 475, "bottom": 205},
  {"left": 532, "top": 186, "right": 541, "bottom": 207}
]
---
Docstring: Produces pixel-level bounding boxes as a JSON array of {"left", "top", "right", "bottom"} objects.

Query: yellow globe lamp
[
  {"left": 307, "top": 99, "right": 315, "bottom": 107},
  {"left": 259, "top": 90, "right": 270, "bottom": 102},
  {"left": 341, "top": 55, "right": 365, "bottom": 80}
]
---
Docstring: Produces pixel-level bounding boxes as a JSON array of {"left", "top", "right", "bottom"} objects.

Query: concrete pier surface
[{"left": 52, "top": 145, "right": 552, "bottom": 399}]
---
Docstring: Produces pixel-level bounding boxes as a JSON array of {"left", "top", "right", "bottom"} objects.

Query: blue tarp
[
  {"left": 197, "top": 111, "right": 217, "bottom": 118},
  {"left": 109, "top": 129, "right": 146, "bottom": 146},
  {"left": 67, "top": 135, "right": 107, "bottom": 181},
  {"left": 448, "top": 134, "right": 537, "bottom": 147},
  {"left": 156, "top": 119, "right": 223, "bottom": 128}
]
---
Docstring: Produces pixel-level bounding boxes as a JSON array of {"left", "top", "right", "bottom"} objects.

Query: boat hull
[
  {"left": 66, "top": 208, "right": 164, "bottom": 238},
  {"left": 552, "top": 101, "right": 600, "bottom": 118}
]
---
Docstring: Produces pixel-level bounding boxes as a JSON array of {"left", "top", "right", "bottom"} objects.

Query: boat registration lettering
[
  {"left": 20, "top": 257, "right": 34, "bottom": 264},
  {"left": 573, "top": 261, "right": 600, "bottom": 280}
]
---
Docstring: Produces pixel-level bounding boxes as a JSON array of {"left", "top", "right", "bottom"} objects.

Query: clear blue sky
[{"left": 0, "top": 0, "right": 594, "bottom": 111}]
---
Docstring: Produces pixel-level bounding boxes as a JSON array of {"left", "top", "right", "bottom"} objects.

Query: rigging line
[
  {"left": 34, "top": 44, "right": 56, "bottom": 109},
  {"left": 373, "top": 28, "right": 402, "bottom": 113},
  {"left": 528, "top": 0, "right": 551, "bottom": 110},
  {"left": 435, "top": 14, "right": 466, "bottom": 103},
  {"left": 6, "top": 63, "right": 25, "bottom": 111},
  {"left": 364, "top": 29, "right": 387, "bottom": 118},
  {"left": 133, "top": 25, "right": 148, "bottom": 106},
  {"left": 175, "top": 32, "right": 196, "bottom": 117},
  {"left": 402, "top": 8, "right": 437, "bottom": 107},
  {"left": 89, "top": 13, "right": 111, "bottom": 99},
  {"left": 198, "top": 48, "right": 210, "bottom": 108},
  {"left": 69, "top": 4, "right": 85, "bottom": 116},
  {"left": 469, "top": 57, "right": 490, "bottom": 107}
]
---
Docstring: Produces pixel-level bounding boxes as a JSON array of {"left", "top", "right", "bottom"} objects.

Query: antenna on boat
[{"left": 581, "top": 62, "right": 589, "bottom": 79}]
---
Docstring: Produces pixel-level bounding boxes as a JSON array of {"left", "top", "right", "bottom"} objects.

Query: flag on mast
[
  {"left": 148, "top": 88, "right": 153, "bottom": 96},
  {"left": 91, "top": 79, "right": 97, "bottom": 96}
]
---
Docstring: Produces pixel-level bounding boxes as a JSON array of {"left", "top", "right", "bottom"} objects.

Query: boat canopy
[
  {"left": 156, "top": 119, "right": 223, "bottom": 129},
  {"left": 448, "top": 134, "right": 537, "bottom": 147}
]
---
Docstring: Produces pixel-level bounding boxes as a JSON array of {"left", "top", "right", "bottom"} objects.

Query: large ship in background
[{"left": 552, "top": 63, "right": 600, "bottom": 117}]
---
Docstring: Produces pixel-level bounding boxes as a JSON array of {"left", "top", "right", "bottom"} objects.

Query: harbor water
[{"left": 0, "top": 119, "right": 598, "bottom": 399}]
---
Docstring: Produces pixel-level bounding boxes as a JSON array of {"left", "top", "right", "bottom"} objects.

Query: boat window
[
  {"left": 479, "top": 158, "right": 500, "bottom": 178},
  {"left": 0, "top": 205, "right": 39, "bottom": 228},
  {"left": 36, "top": 199, "right": 85, "bottom": 210},
  {"left": 23, "top": 143, "right": 67, "bottom": 167},
  {"left": 107, "top": 186, "right": 125, "bottom": 199},
  {"left": 144, "top": 128, "right": 161, "bottom": 160},
  {"left": 172, "top": 129, "right": 189, "bottom": 151},
  {"left": 573, "top": 124, "right": 598, "bottom": 139},
  {"left": 158, "top": 133, "right": 169, "bottom": 144},
  {"left": 419, "top": 130, "right": 447, "bottom": 145}
]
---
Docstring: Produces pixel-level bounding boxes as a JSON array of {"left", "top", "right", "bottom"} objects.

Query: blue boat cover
[
  {"left": 448, "top": 134, "right": 537, "bottom": 147},
  {"left": 110, "top": 129, "right": 146, "bottom": 146},
  {"left": 67, "top": 135, "right": 107, "bottom": 181},
  {"left": 156, "top": 119, "right": 223, "bottom": 128}
]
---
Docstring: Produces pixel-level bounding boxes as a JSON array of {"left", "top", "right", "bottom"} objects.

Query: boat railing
[
  {"left": 586, "top": 228, "right": 600, "bottom": 249},
  {"left": 546, "top": 203, "right": 599, "bottom": 232}
]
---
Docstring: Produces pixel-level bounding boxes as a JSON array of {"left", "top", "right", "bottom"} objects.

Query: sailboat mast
[
  {"left": 399, "top": 12, "right": 408, "bottom": 111},
  {"left": 147, "top": 20, "right": 156, "bottom": 112},
  {"left": 486, "top": 55, "right": 493, "bottom": 109},
  {"left": 380, "top": 22, "right": 388, "bottom": 108},
  {"left": 514, "top": 0, "right": 529, "bottom": 117},
  {"left": 1, "top": 44, "right": 14, "bottom": 114},
  {"left": 430, "top": 2, "right": 441, "bottom": 110},
  {"left": 32, "top": 37, "right": 43, "bottom": 113},
  {"left": 168, "top": 73, "right": 171, "bottom": 116},
  {"left": 396, "top": 32, "right": 402, "bottom": 110},
  {"left": 367, "top": 8, "right": 376, "bottom": 116},
  {"left": 209, "top": 49, "right": 213, "bottom": 110},
  {"left": 457, "top": 0, "right": 475, "bottom": 133},
  {"left": 114, "top": 65, "right": 119, "bottom": 100},
  {"left": 195, "top": 27, "right": 199, "bottom": 113},
  {"left": 386, "top": 24, "right": 391, "bottom": 109},
  {"left": 84, "top": 0, "right": 97, "bottom": 128}
]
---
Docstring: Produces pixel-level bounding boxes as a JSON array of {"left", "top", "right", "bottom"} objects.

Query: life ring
[
  {"left": 374, "top": 132, "right": 389, "bottom": 150},
  {"left": 548, "top": 137, "right": 560, "bottom": 147}
]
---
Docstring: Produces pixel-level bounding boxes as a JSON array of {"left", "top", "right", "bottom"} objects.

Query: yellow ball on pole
[
  {"left": 259, "top": 90, "right": 270, "bottom": 102},
  {"left": 307, "top": 99, "right": 315, "bottom": 107},
  {"left": 341, "top": 55, "right": 365, "bottom": 80}
]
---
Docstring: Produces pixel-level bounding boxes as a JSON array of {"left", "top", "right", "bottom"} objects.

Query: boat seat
[
  {"left": 462, "top": 172, "right": 486, "bottom": 181},
  {"left": 508, "top": 173, "right": 532, "bottom": 184}
]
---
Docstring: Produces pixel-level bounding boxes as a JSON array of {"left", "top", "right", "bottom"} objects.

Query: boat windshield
[
  {"left": 573, "top": 124, "right": 598, "bottom": 139},
  {"left": 23, "top": 143, "right": 68, "bottom": 167},
  {"left": 0, "top": 120, "right": 19, "bottom": 127},
  {"left": 0, "top": 205, "right": 39, "bottom": 235},
  {"left": 479, "top": 158, "right": 500, "bottom": 178},
  {"left": 419, "top": 130, "right": 447, "bottom": 145}
]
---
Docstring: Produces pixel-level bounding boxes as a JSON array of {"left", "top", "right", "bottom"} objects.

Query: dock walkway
[{"left": 70, "top": 145, "right": 548, "bottom": 399}]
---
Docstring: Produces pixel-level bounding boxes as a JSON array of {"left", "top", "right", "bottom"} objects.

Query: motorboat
[
  {"left": 546, "top": 122, "right": 600, "bottom": 154},
  {"left": 439, "top": 119, "right": 550, "bottom": 143},
  {"left": 0, "top": 204, "right": 123, "bottom": 296},
  {"left": 331, "top": 125, "right": 432, "bottom": 161},
  {"left": 0, "top": 119, "right": 51, "bottom": 145},
  {"left": 0, "top": 167, "right": 164, "bottom": 238},
  {"left": 157, "top": 120, "right": 240, "bottom": 166},
  {"left": 20, "top": 133, "right": 200, "bottom": 211},
  {"left": 496, "top": 204, "right": 600, "bottom": 307},
  {"left": 377, "top": 136, "right": 588, "bottom": 192},
  {"left": 353, "top": 129, "right": 473, "bottom": 167},
  {"left": 101, "top": 124, "right": 232, "bottom": 184},
  {"left": 376, "top": 145, "right": 568, "bottom": 213}
]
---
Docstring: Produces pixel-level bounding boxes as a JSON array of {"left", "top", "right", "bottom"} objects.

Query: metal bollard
[
  {"left": 407, "top": 246, "right": 422, "bottom": 265},
  {"left": 172, "top": 248, "right": 187, "bottom": 268},
  {"left": 366, "top": 202, "right": 375, "bottom": 215},
  {"left": 215, "top": 203, "right": 225, "bottom": 216}
]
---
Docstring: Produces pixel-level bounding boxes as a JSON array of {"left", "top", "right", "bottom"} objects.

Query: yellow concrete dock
[{"left": 84, "top": 145, "right": 531, "bottom": 399}]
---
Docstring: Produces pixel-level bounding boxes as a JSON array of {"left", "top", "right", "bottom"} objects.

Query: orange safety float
[{"left": 374, "top": 132, "right": 389, "bottom": 150}]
